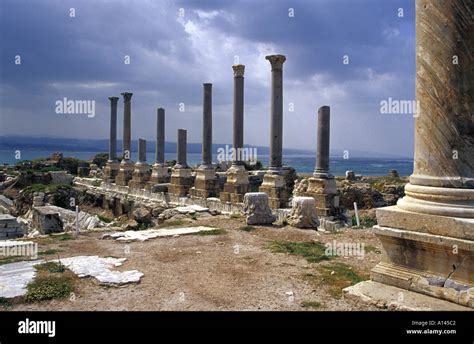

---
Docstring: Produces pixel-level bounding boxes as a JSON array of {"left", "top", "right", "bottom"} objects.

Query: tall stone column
[
  {"left": 128, "top": 138, "right": 150, "bottom": 189},
  {"left": 190, "top": 83, "right": 218, "bottom": 199},
  {"left": 305, "top": 106, "right": 340, "bottom": 221},
  {"left": 259, "top": 54, "right": 288, "bottom": 209},
  {"left": 115, "top": 92, "right": 134, "bottom": 186},
  {"left": 221, "top": 64, "right": 249, "bottom": 203},
  {"left": 147, "top": 108, "right": 169, "bottom": 190},
  {"left": 314, "top": 106, "right": 331, "bottom": 178},
  {"left": 122, "top": 92, "right": 133, "bottom": 162},
  {"left": 267, "top": 54, "right": 285, "bottom": 173},
  {"left": 202, "top": 83, "right": 213, "bottom": 168},
  {"left": 169, "top": 129, "right": 193, "bottom": 197},
  {"left": 370, "top": 0, "right": 474, "bottom": 308},
  {"left": 103, "top": 96, "right": 120, "bottom": 183}
]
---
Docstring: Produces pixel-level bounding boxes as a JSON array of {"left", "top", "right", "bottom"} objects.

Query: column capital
[
  {"left": 232, "top": 64, "right": 245, "bottom": 77},
  {"left": 265, "top": 54, "right": 286, "bottom": 70},
  {"left": 108, "top": 96, "right": 119, "bottom": 103},
  {"left": 121, "top": 92, "right": 133, "bottom": 102}
]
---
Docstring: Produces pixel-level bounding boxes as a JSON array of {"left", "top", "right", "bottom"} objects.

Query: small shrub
[
  {"left": 34, "top": 261, "right": 66, "bottom": 273},
  {"left": 25, "top": 275, "right": 74, "bottom": 302}
]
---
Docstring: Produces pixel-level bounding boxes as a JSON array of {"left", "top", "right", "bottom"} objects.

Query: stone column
[
  {"left": 115, "top": 92, "right": 134, "bottom": 186},
  {"left": 305, "top": 106, "right": 340, "bottom": 221},
  {"left": 314, "top": 106, "right": 331, "bottom": 178},
  {"left": 259, "top": 54, "right": 288, "bottom": 209},
  {"left": 169, "top": 129, "right": 193, "bottom": 197},
  {"left": 221, "top": 64, "right": 249, "bottom": 203},
  {"left": 232, "top": 65, "right": 245, "bottom": 166},
  {"left": 147, "top": 108, "right": 169, "bottom": 190},
  {"left": 177, "top": 129, "right": 187, "bottom": 168},
  {"left": 369, "top": 0, "right": 474, "bottom": 308},
  {"left": 190, "top": 84, "right": 218, "bottom": 198},
  {"left": 103, "top": 96, "right": 120, "bottom": 183},
  {"left": 202, "top": 83, "right": 213, "bottom": 168},
  {"left": 267, "top": 54, "right": 285, "bottom": 173},
  {"left": 121, "top": 92, "right": 133, "bottom": 162},
  {"left": 128, "top": 138, "right": 150, "bottom": 189}
]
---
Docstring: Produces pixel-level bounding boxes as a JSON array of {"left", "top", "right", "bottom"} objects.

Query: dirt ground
[{"left": 6, "top": 215, "right": 382, "bottom": 311}]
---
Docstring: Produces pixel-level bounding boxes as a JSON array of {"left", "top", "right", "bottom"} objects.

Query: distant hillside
[{"left": 0, "top": 136, "right": 410, "bottom": 159}]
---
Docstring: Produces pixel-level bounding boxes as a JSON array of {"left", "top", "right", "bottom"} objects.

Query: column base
[
  {"left": 259, "top": 173, "right": 288, "bottom": 209},
  {"left": 189, "top": 167, "right": 218, "bottom": 199},
  {"left": 371, "top": 205, "right": 474, "bottom": 308},
  {"left": 305, "top": 177, "right": 339, "bottom": 216},
  {"left": 168, "top": 167, "right": 193, "bottom": 197},
  {"left": 102, "top": 161, "right": 120, "bottom": 183},
  {"left": 128, "top": 163, "right": 151, "bottom": 189},
  {"left": 220, "top": 165, "right": 249, "bottom": 204},
  {"left": 115, "top": 161, "right": 134, "bottom": 186},
  {"left": 145, "top": 164, "right": 170, "bottom": 190}
]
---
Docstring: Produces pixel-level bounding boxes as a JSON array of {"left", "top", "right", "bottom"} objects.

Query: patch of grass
[
  {"left": 98, "top": 215, "right": 113, "bottom": 223},
  {"left": 197, "top": 228, "right": 227, "bottom": 236},
  {"left": 352, "top": 215, "right": 377, "bottom": 228},
  {"left": 266, "top": 241, "right": 331, "bottom": 263},
  {"left": 365, "top": 245, "right": 381, "bottom": 254},
  {"left": 317, "top": 262, "right": 367, "bottom": 298},
  {"left": 57, "top": 233, "right": 75, "bottom": 241},
  {"left": 38, "top": 249, "right": 63, "bottom": 256},
  {"left": 25, "top": 274, "right": 75, "bottom": 303},
  {"left": 229, "top": 212, "right": 241, "bottom": 219},
  {"left": 239, "top": 225, "right": 256, "bottom": 232},
  {"left": 301, "top": 301, "right": 322, "bottom": 309},
  {"left": 159, "top": 219, "right": 186, "bottom": 228},
  {"left": 34, "top": 261, "right": 65, "bottom": 273},
  {"left": 0, "top": 297, "right": 12, "bottom": 308}
]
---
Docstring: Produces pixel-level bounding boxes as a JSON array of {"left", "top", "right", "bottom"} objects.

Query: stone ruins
[
  {"left": 92, "top": 53, "right": 346, "bottom": 231},
  {"left": 347, "top": 0, "right": 474, "bottom": 309},
  {"left": 74, "top": 0, "right": 474, "bottom": 309}
]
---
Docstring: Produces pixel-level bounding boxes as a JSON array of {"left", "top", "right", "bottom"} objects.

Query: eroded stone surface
[
  {"left": 287, "top": 197, "right": 319, "bottom": 229},
  {"left": 0, "top": 260, "right": 43, "bottom": 298},
  {"left": 57, "top": 256, "right": 143, "bottom": 285},
  {"left": 102, "top": 226, "right": 217, "bottom": 242},
  {"left": 243, "top": 192, "right": 276, "bottom": 225}
]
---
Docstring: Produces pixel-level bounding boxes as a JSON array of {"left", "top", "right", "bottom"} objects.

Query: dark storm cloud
[{"left": 0, "top": 0, "right": 416, "bottom": 156}]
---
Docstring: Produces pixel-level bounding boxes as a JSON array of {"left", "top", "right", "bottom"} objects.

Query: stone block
[
  {"left": 287, "top": 197, "right": 319, "bottom": 229},
  {"left": 243, "top": 192, "right": 276, "bottom": 225}
]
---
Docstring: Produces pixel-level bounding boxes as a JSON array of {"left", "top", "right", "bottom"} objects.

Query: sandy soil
[{"left": 7, "top": 215, "right": 382, "bottom": 311}]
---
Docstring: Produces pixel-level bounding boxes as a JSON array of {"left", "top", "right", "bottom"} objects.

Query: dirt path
[{"left": 6, "top": 215, "right": 382, "bottom": 311}]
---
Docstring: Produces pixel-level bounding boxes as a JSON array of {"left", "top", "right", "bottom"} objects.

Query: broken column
[
  {"left": 287, "top": 197, "right": 319, "bottom": 229},
  {"left": 370, "top": 0, "right": 474, "bottom": 308},
  {"left": 243, "top": 192, "right": 276, "bottom": 225},
  {"left": 115, "top": 92, "right": 134, "bottom": 186},
  {"left": 168, "top": 129, "right": 193, "bottom": 197},
  {"left": 128, "top": 138, "right": 150, "bottom": 189},
  {"left": 190, "top": 83, "right": 218, "bottom": 198},
  {"left": 259, "top": 54, "right": 289, "bottom": 209},
  {"left": 305, "top": 106, "right": 339, "bottom": 217},
  {"left": 103, "top": 96, "right": 120, "bottom": 183},
  {"left": 147, "top": 108, "right": 169, "bottom": 190},
  {"left": 221, "top": 64, "right": 249, "bottom": 203}
]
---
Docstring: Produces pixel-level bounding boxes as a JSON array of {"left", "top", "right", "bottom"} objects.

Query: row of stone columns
[{"left": 104, "top": 55, "right": 334, "bottom": 213}]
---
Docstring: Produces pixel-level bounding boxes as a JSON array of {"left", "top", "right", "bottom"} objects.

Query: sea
[{"left": 0, "top": 150, "right": 414, "bottom": 176}]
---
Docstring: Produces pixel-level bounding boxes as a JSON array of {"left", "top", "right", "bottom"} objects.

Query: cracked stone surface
[
  {"left": 56, "top": 256, "right": 143, "bottom": 285},
  {"left": 102, "top": 226, "right": 216, "bottom": 242},
  {"left": 0, "top": 259, "right": 43, "bottom": 298}
]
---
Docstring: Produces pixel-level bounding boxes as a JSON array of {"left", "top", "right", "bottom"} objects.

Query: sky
[{"left": 0, "top": 0, "right": 416, "bottom": 157}]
